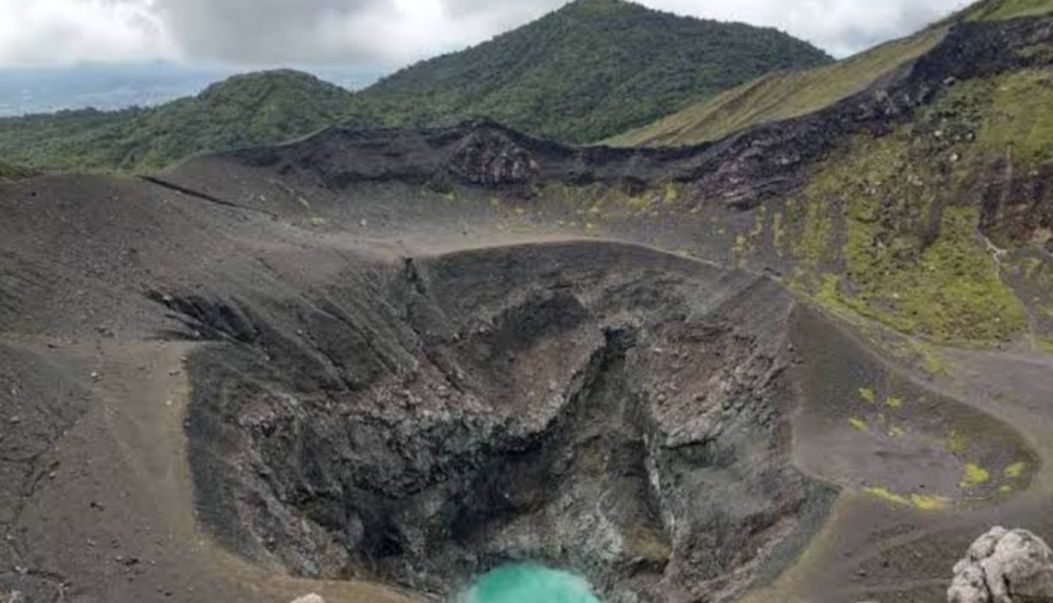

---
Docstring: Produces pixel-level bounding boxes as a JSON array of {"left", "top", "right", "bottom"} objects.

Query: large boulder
[{"left": 949, "top": 527, "right": 1053, "bottom": 603}]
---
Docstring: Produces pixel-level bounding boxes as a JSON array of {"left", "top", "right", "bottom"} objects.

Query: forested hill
[
  {"left": 356, "top": 0, "right": 832, "bottom": 143},
  {"left": 0, "top": 70, "right": 373, "bottom": 173},
  {"left": 0, "top": 0, "right": 831, "bottom": 172}
]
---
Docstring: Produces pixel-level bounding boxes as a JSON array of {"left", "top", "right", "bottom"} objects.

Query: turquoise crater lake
[{"left": 459, "top": 564, "right": 602, "bottom": 603}]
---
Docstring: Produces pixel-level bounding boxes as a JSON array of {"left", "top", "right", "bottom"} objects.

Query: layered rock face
[
  {"left": 950, "top": 528, "right": 1053, "bottom": 603},
  {"left": 178, "top": 241, "right": 833, "bottom": 602}
]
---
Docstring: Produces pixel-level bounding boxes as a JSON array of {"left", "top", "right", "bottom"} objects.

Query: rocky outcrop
[
  {"left": 443, "top": 127, "right": 540, "bottom": 186},
  {"left": 949, "top": 527, "right": 1053, "bottom": 603}
]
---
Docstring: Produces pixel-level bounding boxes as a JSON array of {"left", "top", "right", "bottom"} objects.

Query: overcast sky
[{"left": 0, "top": 0, "right": 972, "bottom": 70}]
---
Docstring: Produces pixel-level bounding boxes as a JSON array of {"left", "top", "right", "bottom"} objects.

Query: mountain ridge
[
  {"left": 607, "top": 0, "right": 1053, "bottom": 148},
  {"left": 0, "top": 0, "right": 831, "bottom": 172},
  {"left": 357, "top": 0, "right": 832, "bottom": 143}
]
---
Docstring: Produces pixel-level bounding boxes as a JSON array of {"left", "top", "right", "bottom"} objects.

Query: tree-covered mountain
[
  {"left": 0, "top": 70, "right": 372, "bottom": 172},
  {"left": 0, "top": 0, "right": 830, "bottom": 172},
  {"left": 357, "top": 0, "right": 832, "bottom": 143}
]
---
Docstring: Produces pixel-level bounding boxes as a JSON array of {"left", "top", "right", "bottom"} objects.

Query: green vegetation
[
  {"left": 1005, "top": 462, "right": 1028, "bottom": 478},
  {"left": 607, "top": 28, "right": 944, "bottom": 147},
  {"left": 974, "top": 70, "right": 1053, "bottom": 164},
  {"left": 0, "top": 70, "right": 373, "bottom": 172},
  {"left": 0, "top": 160, "right": 36, "bottom": 182},
  {"left": 0, "top": 0, "right": 831, "bottom": 171},
  {"left": 787, "top": 122, "right": 1028, "bottom": 343},
  {"left": 960, "top": 463, "right": 991, "bottom": 488},
  {"left": 864, "top": 486, "right": 949, "bottom": 511},
  {"left": 940, "top": 0, "right": 1053, "bottom": 22},
  {"left": 359, "top": 0, "right": 831, "bottom": 144}
]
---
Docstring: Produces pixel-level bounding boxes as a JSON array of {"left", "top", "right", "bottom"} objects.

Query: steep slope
[
  {"left": 608, "top": 0, "right": 1053, "bottom": 148},
  {"left": 357, "top": 0, "right": 832, "bottom": 144},
  {"left": 0, "top": 70, "right": 373, "bottom": 172},
  {"left": 606, "top": 28, "right": 946, "bottom": 147}
]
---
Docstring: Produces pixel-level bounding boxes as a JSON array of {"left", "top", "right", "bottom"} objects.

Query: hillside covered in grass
[
  {"left": 608, "top": 0, "right": 1053, "bottom": 148},
  {"left": 357, "top": 0, "right": 832, "bottom": 144},
  {"left": 0, "top": 70, "right": 374, "bottom": 173}
]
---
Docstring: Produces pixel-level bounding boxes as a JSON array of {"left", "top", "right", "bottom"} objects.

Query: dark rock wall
[{"left": 178, "top": 242, "right": 834, "bottom": 602}]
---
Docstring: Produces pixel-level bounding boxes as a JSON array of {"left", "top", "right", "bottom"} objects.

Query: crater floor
[{"left": 0, "top": 128, "right": 1050, "bottom": 603}]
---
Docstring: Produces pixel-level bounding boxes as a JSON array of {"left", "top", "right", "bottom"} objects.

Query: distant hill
[
  {"left": 357, "top": 0, "right": 832, "bottom": 144},
  {"left": 608, "top": 0, "right": 1053, "bottom": 148},
  {"left": 0, "top": 70, "right": 373, "bottom": 172}
]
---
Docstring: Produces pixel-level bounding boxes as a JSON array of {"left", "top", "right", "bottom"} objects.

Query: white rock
[
  {"left": 290, "top": 595, "right": 326, "bottom": 603},
  {"left": 949, "top": 527, "right": 1053, "bottom": 603}
]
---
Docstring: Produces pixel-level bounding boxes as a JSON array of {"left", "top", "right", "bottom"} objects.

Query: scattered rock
[
  {"left": 290, "top": 595, "right": 325, "bottom": 603},
  {"left": 949, "top": 527, "right": 1053, "bottom": 603}
]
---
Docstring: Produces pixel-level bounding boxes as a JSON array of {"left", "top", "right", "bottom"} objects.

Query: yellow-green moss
[
  {"left": 947, "top": 430, "right": 967, "bottom": 454},
  {"left": 1005, "top": 462, "right": 1028, "bottom": 479},
  {"left": 911, "top": 493, "right": 951, "bottom": 511},
  {"left": 960, "top": 463, "right": 991, "bottom": 488},
  {"left": 977, "top": 70, "right": 1053, "bottom": 164},
  {"left": 913, "top": 340, "right": 953, "bottom": 377},
  {"left": 772, "top": 211, "right": 786, "bottom": 254},
  {"left": 798, "top": 127, "right": 1027, "bottom": 342},
  {"left": 964, "top": 0, "right": 1053, "bottom": 21},
  {"left": 848, "top": 417, "right": 868, "bottom": 431},
  {"left": 792, "top": 196, "right": 834, "bottom": 270},
  {"left": 858, "top": 387, "right": 876, "bottom": 403},
  {"left": 885, "top": 396, "right": 904, "bottom": 409},
  {"left": 864, "top": 486, "right": 950, "bottom": 511},
  {"left": 1039, "top": 338, "right": 1053, "bottom": 355}
]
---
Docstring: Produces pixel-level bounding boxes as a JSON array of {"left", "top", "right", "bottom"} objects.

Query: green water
[{"left": 460, "top": 564, "right": 602, "bottom": 603}]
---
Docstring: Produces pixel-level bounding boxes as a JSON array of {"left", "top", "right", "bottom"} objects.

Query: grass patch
[
  {"left": 1005, "top": 462, "right": 1028, "bottom": 479},
  {"left": 976, "top": 70, "right": 1053, "bottom": 164},
  {"left": 963, "top": 0, "right": 1053, "bottom": 20},
  {"left": 796, "top": 128, "right": 1027, "bottom": 343},
  {"left": 864, "top": 486, "right": 950, "bottom": 511},
  {"left": 960, "top": 463, "right": 991, "bottom": 488},
  {"left": 1039, "top": 338, "right": 1053, "bottom": 355}
]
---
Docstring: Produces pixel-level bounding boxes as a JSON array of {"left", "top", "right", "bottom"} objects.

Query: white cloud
[
  {"left": 0, "top": 0, "right": 975, "bottom": 68},
  {"left": 0, "top": 0, "right": 176, "bottom": 66},
  {"left": 655, "top": 0, "right": 970, "bottom": 57}
]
